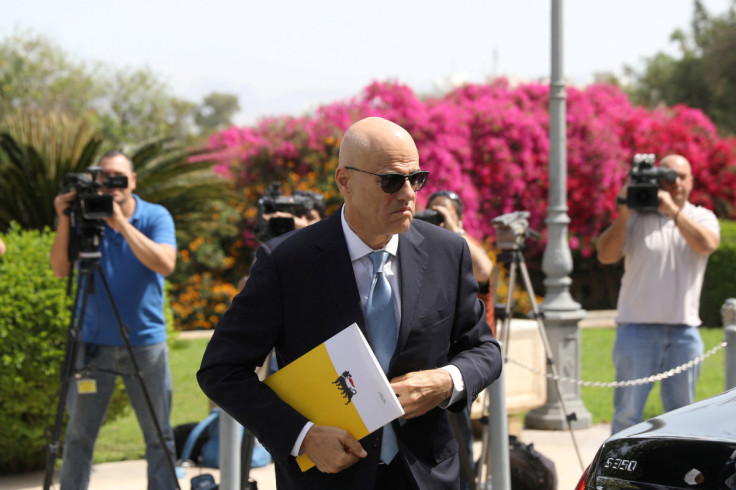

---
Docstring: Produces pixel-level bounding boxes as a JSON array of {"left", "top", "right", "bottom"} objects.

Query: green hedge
[
  {"left": 701, "top": 219, "right": 736, "bottom": 326},
  {"left": 0, "top": 224, "right": 126, "bottom": 474}
]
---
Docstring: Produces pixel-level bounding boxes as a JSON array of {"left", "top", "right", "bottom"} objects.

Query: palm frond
[
  {"left": 0, "top": 111, "right": 236, "bottom": 243},
  {"left": 124, "top": 138, "right": 237, "bottom": 240},
  {"left": 0, "top": 110, "right": 104, "bottom": 231}
]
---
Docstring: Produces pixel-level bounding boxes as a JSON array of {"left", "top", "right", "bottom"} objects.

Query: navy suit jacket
[{"left": 197, "top": 210, "right": 502, "bottom": 489}]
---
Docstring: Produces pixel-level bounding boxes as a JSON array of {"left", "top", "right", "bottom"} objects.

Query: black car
[{"left": 576, "top": 388, "right": 736, "bottom": 489}]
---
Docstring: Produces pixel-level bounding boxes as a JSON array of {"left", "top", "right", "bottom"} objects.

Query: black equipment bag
[{"left": 508, "top": 435, "right": 557, "bottom": 490}]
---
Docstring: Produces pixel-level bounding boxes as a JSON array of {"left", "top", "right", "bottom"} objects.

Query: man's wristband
[{"left": 615, "top": 196, "right": 626, "bottom": 206}]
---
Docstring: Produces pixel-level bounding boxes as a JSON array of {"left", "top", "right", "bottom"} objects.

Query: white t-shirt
[{"left": 616, "top": 202, "right": 720, "bottom": 327}]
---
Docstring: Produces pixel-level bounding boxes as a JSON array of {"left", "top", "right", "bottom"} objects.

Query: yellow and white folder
[{"left": 264, "top": 322, "right": 404, "bottom": 471}]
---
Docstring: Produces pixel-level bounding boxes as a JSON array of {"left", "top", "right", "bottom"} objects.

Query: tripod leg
[
  {"left": 95, "top": 267, "right": 181, "bottom": 490},
  {"left": 43, "top": 272, "right": 89, "bottom": 490},
  {"left": 517, "top": 257, "right": 585, "bottom": 470},
  {"left": 500, "top": 260, "right": 518, "bottom": 358},
  {"left": 490, "top": 260, "right": 501, "bottom": 338}
]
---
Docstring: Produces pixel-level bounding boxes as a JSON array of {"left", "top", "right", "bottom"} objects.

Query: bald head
[
  {"left": 335, "top": 117, "right": 422, "bottom": 249},
  {"left": 660, "top": 154, "right": 691, "bottom": 173},
  {"left": 338, "top": 117, "right": 417, "bottom": 172},
  {"left": 659, "top": 154, "right": 693, "bottom": 206}
]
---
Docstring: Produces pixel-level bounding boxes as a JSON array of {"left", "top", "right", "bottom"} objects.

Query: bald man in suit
[{"left": 198, "top": 116, "right": 502, "bottom": 489}]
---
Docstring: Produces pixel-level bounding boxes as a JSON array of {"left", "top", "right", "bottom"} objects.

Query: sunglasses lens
[
  {"left": 381, "top": 175, "right": 406, "bottom": 193},
  {"left": 410, "top": 171, "right": 428, "bottom": 191},
  {"left": 380, "top": 171, "right": 429, "bottom": 193}
]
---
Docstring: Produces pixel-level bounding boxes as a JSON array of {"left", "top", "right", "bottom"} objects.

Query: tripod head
[
  {"left": 66, "top": 214, "right": 105, "bottom": 273},
  {"left": 492, "top": 211, "right": 540, "bottom": 252}
]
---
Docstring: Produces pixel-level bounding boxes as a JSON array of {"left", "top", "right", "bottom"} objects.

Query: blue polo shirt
[{"left": 79, "top": 194, "right": 176, "bottom": 346}]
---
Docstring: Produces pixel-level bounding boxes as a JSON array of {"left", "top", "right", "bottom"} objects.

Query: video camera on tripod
[
  {"left": 491, "top": 211, "right": 540, "bottom": 251},
  {"left": 478, "top": 210, "right": 585, "bottom": 486},
  {"left": 60, "top": 166, "right": 128, "bottom": 262},
  {"left": 45, "top": 164, "right": 182, "bottom": 489},
  {"left": 624, "top": 153, "right": 678, "bottom": 212},
  {"left": 255, "top": 182, "right": 320, "bottom": 242}
]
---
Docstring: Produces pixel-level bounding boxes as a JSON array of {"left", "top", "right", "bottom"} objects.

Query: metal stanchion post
[
  {"left": 488, "top": 363, "right": 511, "bottom": 490},
  {"left": 722, "top": 298, "right": 736, "bottom": 390},
  {"left": 219, "top": 411, "right": 241, "bottom": 490}
]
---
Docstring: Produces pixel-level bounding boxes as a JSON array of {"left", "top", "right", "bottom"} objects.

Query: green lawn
[
  {"left": 580, "top": 326, "right": 726, "bottom": 425},
  {"left": 91, "top": 326, "right": 729, "bottom": 463}
]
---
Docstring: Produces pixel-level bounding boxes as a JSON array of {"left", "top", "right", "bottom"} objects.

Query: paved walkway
[{"left": 0, "top": 422, "right": 611, "bottom": 489}]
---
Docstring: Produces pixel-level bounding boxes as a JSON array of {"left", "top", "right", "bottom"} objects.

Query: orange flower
[{"left": 190, "top": 236, "right": 205, "bottom": 252}]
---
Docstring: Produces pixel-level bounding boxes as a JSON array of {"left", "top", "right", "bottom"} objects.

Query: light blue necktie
[{"left": 366, "top": 250, "right": 399, "bottom": 464}]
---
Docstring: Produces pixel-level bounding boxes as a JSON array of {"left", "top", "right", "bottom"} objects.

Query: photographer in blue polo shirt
[{"left": 50, "top": 150, "right": 178, "bottom": 490}]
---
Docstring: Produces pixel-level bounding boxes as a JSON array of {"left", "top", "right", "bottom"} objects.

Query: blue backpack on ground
[{"left": 176, "top": 408, "right": 272, "bottom": 469}]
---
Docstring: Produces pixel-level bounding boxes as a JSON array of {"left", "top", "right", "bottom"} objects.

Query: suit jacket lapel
[
  {"left": 311, "top": 211, "right": 365, "bottom": 335},
  {"left": 394, "top": 225, "right": 428, "bottom": 363}
]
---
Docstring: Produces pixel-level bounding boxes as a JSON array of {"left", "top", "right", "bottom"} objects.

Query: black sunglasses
[{"left": 344, "top": 166, "right": 430, "bottom": 194}]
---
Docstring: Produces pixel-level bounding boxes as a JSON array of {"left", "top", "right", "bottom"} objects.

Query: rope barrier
[{"left": 504, "top": 339, "right": 728, "bottom": 388}]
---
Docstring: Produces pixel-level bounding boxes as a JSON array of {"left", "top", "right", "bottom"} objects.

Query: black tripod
[{"left": 43, "top": 250, "right": 181, "bottom": 489}]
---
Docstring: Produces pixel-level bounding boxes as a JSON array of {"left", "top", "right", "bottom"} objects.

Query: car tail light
[{"left": 574, "top": 464, "right": 590, "bottom": 490}]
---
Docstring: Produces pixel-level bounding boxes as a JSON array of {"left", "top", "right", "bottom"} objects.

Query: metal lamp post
[{"left": 525, "top": 0, "right": 592, "bottom": 430}]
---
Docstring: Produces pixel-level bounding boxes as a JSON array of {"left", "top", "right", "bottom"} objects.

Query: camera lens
[{"left": 414, "top": 210, "right": 444, "bottom": 226}]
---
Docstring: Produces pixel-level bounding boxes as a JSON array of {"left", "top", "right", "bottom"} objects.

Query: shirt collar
[{"left": 340, "top": 206, "right": 399, "bottom": 261}]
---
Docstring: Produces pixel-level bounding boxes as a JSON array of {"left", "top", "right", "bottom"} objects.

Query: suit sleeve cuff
[
  {"left": 291, "top": 421, "right": 314, "bottom": 457},
  {"left": 439, "top": 364, "right": 465, "bottom": 408}
]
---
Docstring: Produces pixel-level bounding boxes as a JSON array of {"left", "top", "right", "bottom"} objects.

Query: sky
[{"left": 2, "top": 0, "right": 732, "bottom": 126}]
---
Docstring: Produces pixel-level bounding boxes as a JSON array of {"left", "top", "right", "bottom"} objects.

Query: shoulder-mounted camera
[
  {"left": 625, "top": 154, "right": 677, "bottom": 211},
  {"left": 255, "top": 182, "right": 318, "bottom": 242}
]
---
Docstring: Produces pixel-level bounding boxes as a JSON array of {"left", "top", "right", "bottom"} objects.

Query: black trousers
[{"left": 375, "top": 458, "right": 413, "bottom": 490}]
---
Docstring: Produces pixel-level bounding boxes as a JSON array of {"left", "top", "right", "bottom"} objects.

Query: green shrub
[
  {"left": 0, "top": 224, "right": 70, "bottom": 472},
  {"left": 701, "top": 219, "right": 736, "bottom": 326},
  {"left": 0, "top": 224, "right": 126, "bottom": 473}
]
